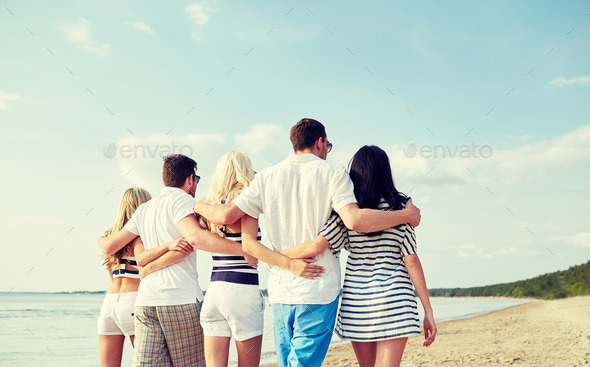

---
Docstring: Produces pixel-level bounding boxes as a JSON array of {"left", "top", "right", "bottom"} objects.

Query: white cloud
[
  {"left": 562, "top": 232, "right": 590, "bottom": 248},
  {"left": 110, "top": 125, "right": 290, "bottom": 195},
  {"left": 447, "top": 243, "right": 477, "bottom": 250},
  {"left": 0, "top": 90, "right": 23, "bottom": 109},
  {"left": 548, "top": 76, "right": 590, "bottom": 88},
  {"left": 417, "top": 195, "right": 430, "bottom": 204},
  {"left": 186, "top": 3, "right": 214, "bottom": 40},
  {"left": 450, "top": 243, "right": 517, "bottom": 258},
  {"left": 234, "top": 123, "right": 291, "bottom": 168},
  {"left": 456, "top": 251, "right": 471, "bottom": 258},
  {"left": 456, "top": 248, "right": 493, "bottom": 259},
  {"left": 107, "top": 133, "right": 228, "bottom": 195},
  {"left": 62, "top": 18, "right": 110, "bottom": 57},
  {"left": 387, "top": 124, "right": 590, "bottom": 187},
  {"left": 491, "top": 124, "right": 590, "bottom": 185},
  {"left": 386, "top": 144, "right": 469, "bottom": 187},
  {"left": 328, "top": 150, "right": 353, "bottom": 167},
  {"left": 186, "top": 4, "right": 212, "bottom": 25},
  {"left": 495, "top": 247, "right": 517, "bottom": 256},
  {"left": 125, "top": 21, "right": 154, "bottom": 34},
  {"left": 449, "top": 244, "right": 493, "bottom": 258},
  {"left": 234, "top": 123, "right": 287, "bottom": 154}
]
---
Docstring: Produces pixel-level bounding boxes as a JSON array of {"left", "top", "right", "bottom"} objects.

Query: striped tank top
[
  {"left": 210, "top": 227, "right": 261, "bottom": 285},
  {"left": 112, "top": 256, "right": 139, "bottom": 279}
]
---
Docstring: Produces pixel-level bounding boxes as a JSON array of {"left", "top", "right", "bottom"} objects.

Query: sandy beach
[{"left": 262, "top": 295, "right": 590, "bottom": 366}]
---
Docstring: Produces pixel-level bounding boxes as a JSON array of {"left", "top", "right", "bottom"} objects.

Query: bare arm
[
  {"left": 280, "top": 235, "right": 329, "bottom": 259},
  {"left": 98, "top": 228, "right": 138, "bottom": 255},
  {"left": 241, "top": 215, "right": 324, "bottom": 279},
  {"left": 194, "top": 199, "right": 245, "bottom": 226},
  {"left": 405, "top": 254, "right": 437, "bottom": 346},
  {"left": 177, "top": 214, "right": 245, "bottom": 255},
  {"left": 337, "top": 199, "right": 421, "bottom": 232},
  {"left": 241, "top": 215, "right": 289, "bottom": 268},
  {"left": 133, "top": 237, "right": 194, "bottom": 267},
  {"left": 134, "top": 237, "right": 192, "bottom": 279}
]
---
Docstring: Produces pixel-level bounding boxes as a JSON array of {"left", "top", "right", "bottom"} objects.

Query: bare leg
[
  {"left": 351, "top": 341, "right": 377, "bottom": 367},
  {"left": 129, "top": 335, "right": 135, "bottom": 348},
  {"left": 375, "top": 338, "right": 408, "bottom": 367},
  {"left": 99, "top": 334, "right": 125, "bottom": 367},
  {"left": 235, "top": 335, "right": 262, "bottom": 367},
  {"left": 204, "top": 336, "right": 231, "bottom": 367}
]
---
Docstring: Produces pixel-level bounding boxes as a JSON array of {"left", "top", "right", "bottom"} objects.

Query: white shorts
[
  {"left": 200, "top": 282, "right": 264, "bottom": 341},
  {"left": 97, "top": 292, "right": 137, "bottom": 336}
]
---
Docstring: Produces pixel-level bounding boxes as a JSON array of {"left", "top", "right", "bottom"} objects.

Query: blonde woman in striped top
[
  {"left": 197, "top": 151, "right": 265, "bottom": 367},
  {"left": 98, "top": 188, "right": 151, "bottom": 367}
]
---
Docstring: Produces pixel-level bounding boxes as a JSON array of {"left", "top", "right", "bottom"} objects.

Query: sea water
[{"left": 0, "top": 293, "right": 528, "bottom": 366}]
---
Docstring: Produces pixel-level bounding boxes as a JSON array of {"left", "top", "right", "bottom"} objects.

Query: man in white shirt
[
  {"left": 194, "top": 118, "right": 421, "bottom": 367},
  {"left": 99, "top": 154, "right": 257, "bottom": 366}
]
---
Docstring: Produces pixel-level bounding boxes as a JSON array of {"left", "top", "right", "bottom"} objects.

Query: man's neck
[
  {"left": 167, "top": 185, "right": 193, "bottom": 196},
  {"left": 295, "top": 149, "right": 318, "bottom": 157}
]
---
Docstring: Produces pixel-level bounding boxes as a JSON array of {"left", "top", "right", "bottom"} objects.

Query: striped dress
[
  {"left": 210, "top": 227, "right": 261, "bottom": 285},
  {"left": 319, "top": 201, "right": 421, "bottom": 342}
]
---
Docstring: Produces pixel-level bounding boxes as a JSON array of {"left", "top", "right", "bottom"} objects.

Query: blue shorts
[{"left": 271, "top": 296, "right": 339, "bottom": 367}]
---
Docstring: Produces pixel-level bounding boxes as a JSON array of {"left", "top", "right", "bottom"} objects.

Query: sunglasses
[
  {"left": 193, "top": 174, "right": 200, "bottom": 184},
  {"left": 325, "top": 139, "right": 333, "bottom": 153}
]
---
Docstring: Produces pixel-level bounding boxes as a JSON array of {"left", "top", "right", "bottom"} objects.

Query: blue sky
[{"left": 1, "top": 1, "right": 589, "bottom": 292}]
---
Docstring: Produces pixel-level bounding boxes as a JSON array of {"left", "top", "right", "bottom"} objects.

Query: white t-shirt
[
  {"left": 233, "top": 153, "right": 356, "bottom": 305},
  {"left": 125, "top": 187, "right": 203, "bottom": 306}
]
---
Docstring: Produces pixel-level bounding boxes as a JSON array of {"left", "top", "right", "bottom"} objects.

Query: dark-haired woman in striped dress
[{"left": 283, "top": 145, "right": 436, "bottom": 367}]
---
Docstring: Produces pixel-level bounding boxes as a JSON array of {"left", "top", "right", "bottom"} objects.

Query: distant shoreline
[
  {"left": 2, "top": 291, "right": 107, "bottom": 295},
  {"left": 1, "top": 291, "right": 545, "bottom": 301}
]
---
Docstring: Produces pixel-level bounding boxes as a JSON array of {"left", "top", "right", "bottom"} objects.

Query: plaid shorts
[{"left": 133, "top": 300, "right": 205, "bottom": 366}]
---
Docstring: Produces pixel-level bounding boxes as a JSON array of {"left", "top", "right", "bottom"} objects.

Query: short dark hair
[
  {"left": 290, "top": 118, "right": 327, "bottom": 152},
  {"left": 163, "top": 154, "right": 197, "bottom": 188}
]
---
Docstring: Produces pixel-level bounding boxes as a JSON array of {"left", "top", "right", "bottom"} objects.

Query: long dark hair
[{"left": 349, "top": 145, "right": 408, "bottom": 213}]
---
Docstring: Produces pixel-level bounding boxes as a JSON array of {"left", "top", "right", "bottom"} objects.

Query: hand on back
[
  {"left": 167, "top": 237, "right": 194, "bottom": 254},
  {"left": 243, "top": 252, "right": 259, "bottom": 268},
  {"left": 288, "top": 258, "right": 325, "bottom": 279}
]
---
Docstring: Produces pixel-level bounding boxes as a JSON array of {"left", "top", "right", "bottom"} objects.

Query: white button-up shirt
[{"left": 233, "top": 154, "right": 356, "bottom": 305}]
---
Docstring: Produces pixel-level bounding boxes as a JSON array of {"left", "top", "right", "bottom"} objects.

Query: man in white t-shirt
[
  {"left": 99, "top": 154, "right": 257, "bottom": 366},
  {"left": 194, "top": 118, "right": 421, "bottom": 367}
]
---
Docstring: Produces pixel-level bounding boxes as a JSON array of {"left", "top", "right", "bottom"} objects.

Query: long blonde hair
[
  {"left": 103, "top": 187, "right": 152, "bottom": 270},
  {"left": 204, "top": 151, "right": 255, "bottom": 236}
]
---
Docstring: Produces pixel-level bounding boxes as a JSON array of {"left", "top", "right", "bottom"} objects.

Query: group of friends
[{"left": 97, "top": 118, "right": 437, "bottom": 367}]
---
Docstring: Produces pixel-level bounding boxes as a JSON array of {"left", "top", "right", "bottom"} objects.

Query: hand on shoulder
[{"left": 405, "top": 199, "right": 421, "bottom": 227}]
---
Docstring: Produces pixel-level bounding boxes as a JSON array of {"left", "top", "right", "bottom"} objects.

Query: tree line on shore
[{"left": 429, "top": 260, "right": 590, "bottom": 300}]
